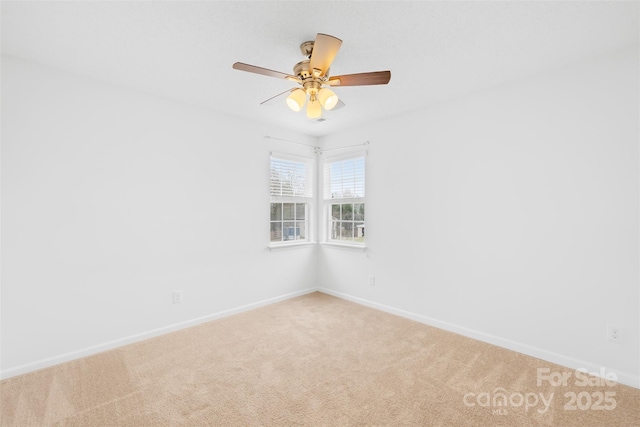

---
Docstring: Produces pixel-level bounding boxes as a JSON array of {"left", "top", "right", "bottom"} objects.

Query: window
[
  {"left": 269, "top": 154, "right": 313, "bottom": 244},
  {"left": 324, "top": 154, "right": 366, "bottom": 244}
]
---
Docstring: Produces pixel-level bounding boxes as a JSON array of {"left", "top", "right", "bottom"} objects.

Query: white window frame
[
  {"left": 269, "top": 152, "right": 314, "bottom": 247},
  {"left": 322, "top": 151, "right": 367, "bottom": 247}
]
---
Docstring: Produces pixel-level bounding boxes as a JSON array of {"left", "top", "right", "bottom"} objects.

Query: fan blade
[
  {"left": 308, "top": 99, "right": 346, "bottom": 123},
  {"left": 328, "top": 71, "right": 391, "bottom": 86},
  {"left": 332, "top": 99, "right": 346, "bottom": 110},
  {"left": 233, "top": 62, "right": 299, "bottom": 82},
  {"left": 309, "top": 33, "right": 342, "bottom": 78},
  {"left": 260, "top": 88, "right": 295, "bottom": 106}
]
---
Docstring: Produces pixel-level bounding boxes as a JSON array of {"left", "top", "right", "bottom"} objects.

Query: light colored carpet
[{"left": 1, "top": 292, "right": 639, "bottom": 426}]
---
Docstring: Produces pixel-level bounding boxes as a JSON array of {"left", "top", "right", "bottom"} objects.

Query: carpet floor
[{"left": 1, "top": 292, "right": 639, "bottom": 426}]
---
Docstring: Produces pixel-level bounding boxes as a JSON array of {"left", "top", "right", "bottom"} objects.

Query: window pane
[
  {"left": 283, "top": 222, "right": 298, "bottom": 240},
  {"left": 341, "top": 203, "right": 353, "bottom": 220},
  {"left": 331, "top": 204, "right": 340, "bottom": 220},
  {"left": 330, "top": 221, "right": 339, "bottom": 240},
  {"left": 354, "top": 203, "right": 365, "bottom": 221},
  {"left": 296, "top": 203, "right": 306, "bottom": 220},
  {"left": 283, "top": 203, "right": 295, "bottom": 220},
  {"left": 270, "top": 222, "right": 282, "bottom": 242},
  {"left": 355, "top": 222, "right": 365, "bottom": 242},
  {"left": 324, "top": 156, "right": 365, "bottom": 199},
  {"left": 340, "top": 222, "right": 354, "bottom": 241},
  {"left": 270, "top": 157, "right": 312, "bottom": 198},
  {"left": 270, "top": 203, "right": 282, "bottom": 221},
  {"left": 297, "top": 222, "right": 306, "bottom": 240}
]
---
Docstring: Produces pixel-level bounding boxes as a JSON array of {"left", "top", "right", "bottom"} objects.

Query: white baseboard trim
[
  {"left": 0, "top": 287, "right": 318, "bottom": 380},
  {"left": 318, "top": 287, "right": 640, "bottom": 390}
]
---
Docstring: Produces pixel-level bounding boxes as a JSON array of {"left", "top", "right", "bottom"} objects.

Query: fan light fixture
[
  {"left": 306, "top": 96, "right": 322, "bottom": 118},
  {"left": 318, "top": 88, "right": 339, "bottom": 110},
  {"left": 286, "top": 89, "right": 306, "bottom": 112},
  {"left": 287, "top": 87, "right": 339, "bottom": 116}
]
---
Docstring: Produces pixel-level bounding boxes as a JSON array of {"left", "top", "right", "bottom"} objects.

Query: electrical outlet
[
  {"left": 173, "top": 290, "right": 183, "bottom": 304},
  {"left": 607, "top": 326, "right": 620, "bottom": 343},
  {"left": 368, "top": 275, "right": 376, "bottom": 286}
]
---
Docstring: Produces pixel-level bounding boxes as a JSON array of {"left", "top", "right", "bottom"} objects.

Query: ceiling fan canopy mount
[
  {"left": 232, "top": 33, "right": 391, "bottom": 119},
  {"left": 299, "top": 40, "right": 315, "bottom": 57}
]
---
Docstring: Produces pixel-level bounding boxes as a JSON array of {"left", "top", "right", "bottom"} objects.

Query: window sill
[
  {"left": 320, "top": 242, "right": 367, "bottom": 252},
  {"left": 268, "top": 241, "right": 367, "bottom": 252},
  {"left": 269, "top": 242, "right": 317, "bottom": 251}
]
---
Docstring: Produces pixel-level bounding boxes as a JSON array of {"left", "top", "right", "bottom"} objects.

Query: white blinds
[
  {"left": 270, "top": 156, "right": 313, "bottom": 198},
  {"left": 324, "top": 155, "right": 365, "bottom": 200}
]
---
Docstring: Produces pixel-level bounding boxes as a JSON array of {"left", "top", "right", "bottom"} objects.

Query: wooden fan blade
[
  {"left": 233, "top": 62, "right": 298, "bottom": 81},
  {"left": 328, "top": 71, "right": 391, "bottom": 86},
  {"left": 309, "top": 33, "right": 342, "bottom": 78},
  {"left": 260, "top": 88, "right": 295, "bottom": 106}
]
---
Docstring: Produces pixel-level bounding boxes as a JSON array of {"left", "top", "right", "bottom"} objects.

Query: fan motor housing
[
  {"left": 293, "top": 59, "right": 330, "bottom": 82},
  {"left": 293, "top": 60, "right": 311, "bottom": 79}
]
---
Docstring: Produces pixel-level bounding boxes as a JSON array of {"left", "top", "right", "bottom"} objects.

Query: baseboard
[
  {"left": 5, "top": 286, "right": 638, "bottom": 390},
  {"left": 0, "top": 287, "right": 318, "bottom": 380},
  {"left": 318, "top": 287, "right": 640, "bottom": 390}
]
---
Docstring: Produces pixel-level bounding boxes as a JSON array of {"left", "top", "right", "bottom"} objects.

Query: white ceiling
[{"left": 2, "top": 1, "right": 638, "bottom": 137}]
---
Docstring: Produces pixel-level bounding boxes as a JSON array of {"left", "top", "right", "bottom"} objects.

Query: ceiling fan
[{"left": 232, "top": 33, "right": 391, "bottom": 119}]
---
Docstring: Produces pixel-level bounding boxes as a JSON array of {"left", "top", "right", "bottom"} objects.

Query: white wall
[
  {"left": 319, "top": 48, "right": 640, "bottom": 386},
  {"left": 3, "top": 48, "right": 639, "bottom": 387},
  {"left": 1, "top": 56, "right": 317, "bottom": 375}
]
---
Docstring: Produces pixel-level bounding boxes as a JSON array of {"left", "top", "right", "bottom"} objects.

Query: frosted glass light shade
[
  {"left": 318, "top": 88, "right": 339, "bottom": 110},
  {"left": 286, "top": 89, "right": 306, "bottom": 112},
  {"left": 306, "top": 99, "right": 322, "bottom": 119}
]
